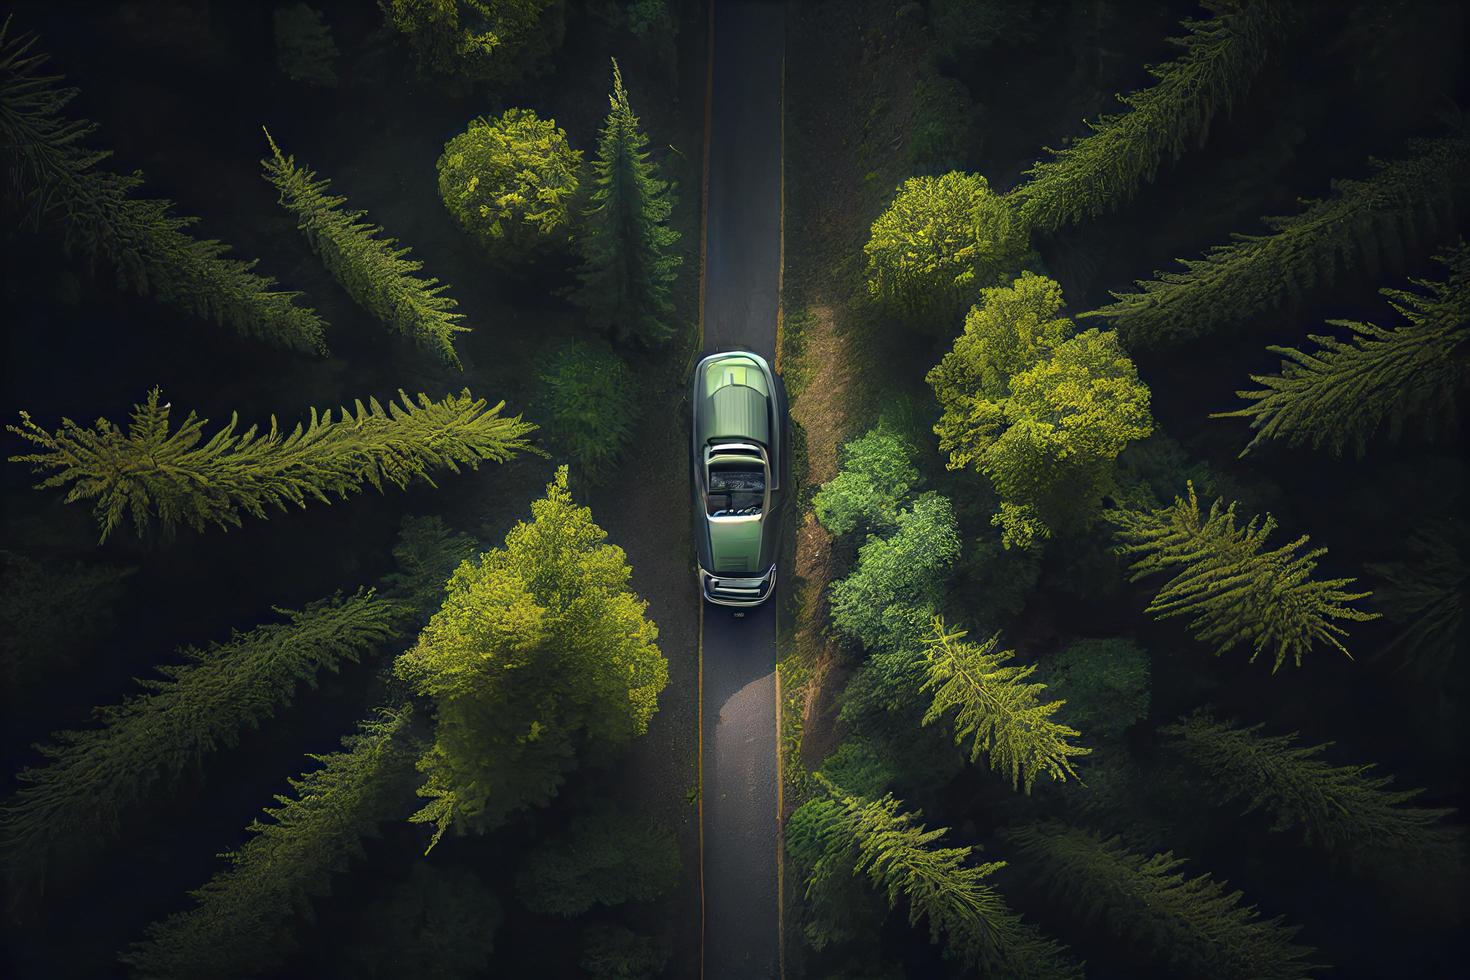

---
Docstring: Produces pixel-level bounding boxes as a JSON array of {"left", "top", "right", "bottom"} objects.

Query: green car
[{"left": 690, "top": 350, "right": 789, "bottom": 606}]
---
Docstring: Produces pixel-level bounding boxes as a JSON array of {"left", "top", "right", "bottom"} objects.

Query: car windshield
[{"left": 707, "top": 462, "right": 765, "bottom": 516}]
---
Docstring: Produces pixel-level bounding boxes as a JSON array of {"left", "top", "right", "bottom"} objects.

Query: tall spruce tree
[
  {"left": 121, "top": 706, "right": 420, "bottom": 979},
  {"left": 1214, "top": 240, "right": 1470, "bottom": 456},
  {"left": 1084, "top": 136, "right": 1470, "bottom": 348},
  {"left": 0, "top": 21, "right": 328, "bottom": 353},
  {"left": 0, "top": 592, "right": 402, "bottom": 888},
  {"left": 1164, "top": 712, "right": 1457, "bottom": 862},
  {"left": 1106, "top": 482, "right": 1377, "bottom": 671},
  {"left": 573, "top": 59, "right": 682, "bottom": 346},
  {"left": 261, "top": 130, "right": 469, "bottom": 367},
  {"left": 8, "top": 387, "right": 536, "bottom": 542},
  {"left": 1010, "top": 0, "right": 1281, "bottom": 233},
  {"left": 919, "top": 617, "right": 1088, "bottom": 792},
  {"left": 1003, "top": 821, "right": 1320, "bottom": 980}
]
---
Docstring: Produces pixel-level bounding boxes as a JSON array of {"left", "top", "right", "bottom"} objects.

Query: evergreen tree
[
  {"left": 929, "top": 273, "right": 1153, "bottom": 548},
  {"left": 805, "top": 776, "right": 1081, "bottom": 980},
  {"left": 1085, "top": 136, "right": 1470, "bottom": 348},
  {"left": 381, "top": 515, "right": 481, "bottom": 621},
  {"left": 436, "top": 108, "right": 582, "bottom": 259},
  {"left": 394, "top": 466, "right": 667, "bottom": 846},
  {"left": 8, "top": 387, "right": 536, "bottom": 542},
  {"left": 1002, "top": 821, "right": 1320, "bottom": 980},
  {"left": 864, "top": 171, "right": 1030, "bottom": 332},
  {"left": 261, "top": 130, "right": 469, "bottom": 367},
  {"left": 536, "top": 337, "right": 639, "bottom": 485},
  {"left": 1010, "top": 0, "right": 1282, "bottom": 232},
  {"left": 1106, "top": 483, "right": 1377, "bottom": 671},
  {"left": 379, "top": 0, "right": 565, "bottom": 85},
  {"left": 919, "top": 617, "right": 1088, "bottom": 792},
  {"left": 121, "top": 706, "right": 420, "bottom": 979},
  {"left": 1214, "top": 241, "right": 1470, "bottom": 456},
  {"left": 1164, "top": 712, "right": 1457, "bottom": 862},
  {"left": 273, "top": 4, "right": 340, "bottom": 87},
  {"left": 1365, "top": 523, "right": 1466, "bottom": 677},
  {"left": 1041, "top": 637, "right": 1151, "bottom": 741},
  {"left": 0, "top": 592, "right": 401, "bottom": 887},
  {"left": 812, "top": 425, "right": 918, "bottom": 537},
  {"left": 786, "top": 792, "right": 889, "bottom": 952},
  {"left": 0, "top": 21, "right": 327, "bottom": 353},
  {"left": 515, "top": 806, "right": 677, "bottom": 916},
  {"left": 573, "top": 59, "right": 682, "bottom": 346},
  {"left": 828, "top": 492, "right": 960, "bottom": 652}
]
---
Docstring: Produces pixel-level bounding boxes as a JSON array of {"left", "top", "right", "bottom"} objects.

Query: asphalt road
[{"left": 700, "top": 2, "right": 786, "bottom": 978}]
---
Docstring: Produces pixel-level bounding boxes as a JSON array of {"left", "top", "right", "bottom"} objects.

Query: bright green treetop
[
  {"left": 262, "top": 129, "right": 469, "bottom": 367},
  {"left": 865, "top": 171, "right": 1029, "bottom": 332},
  {"left": 1214, "top": 240, "right": 1470, "bottom": 457},
  {"left": 394, "top": 466, "right": 667, "bottom": 846},
  {"left": 1107, "top": 482, "right": 1377, "bottom": 671},
  {"left": 436, "top": 108, "right": 582, "bottom": 259},
  {"left": 1003, "top": 821, "right": 1320, "bottom": 980},
  {"left": 122, "top": 706, "right": 420, "bottom": 979},
  {"left": 573, "top": 59, "right": 682, "bottom": 346},
  {"left": 516, "top": 806, "right": 677, "bottom": 917},
  {"left": 8, "top": 387, "right": 536, "bottom": 542},
  {"left": 1085, "top": 136, "right": 1470, "bottom": 348},
  {"left": 920, "top": 617, "right": 1088, "bottom": 792},
  {"left": 0, "top": 22, "right": 327, "bottom": 353},
  {"left": 378, "top": 0, "right": 565, "bottom": 84},
  {"left": 930, "top": 273, "right": 1153, "bottom": 548},
  {"left": 1009, "top": 0, "right": 1281, "bottom": 233},
  {"left": 812, "top": 425, "right": 919, "bottom": 537}
]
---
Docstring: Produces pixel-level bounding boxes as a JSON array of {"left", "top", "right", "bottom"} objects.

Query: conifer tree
[
  {"left": 1106, "top": 482, "right": 1377, "bottom": 671},
  {"left": 1214, "top": 241, "right": 1470, "bottom": 456},
  {"left": 919, "top": 617, "right": 1088, "bottom": 792},
  {"left": 8, "top": 387, "right": 536, "bottom": 542},
  {"left": 1365, "top": 523, "right": 1466, "bottom": 676},
  {"left": 1003, "top": 821, "right": 1320, "bottom": 980},
  {"left": 0, "top": 592, "right": 401, "bottom": 887},
  {"left": 1010, "top": 0, "right": 1282, "bottom": 233},
  {"left": 121, "top": 706, "right": 420, "bottom": 979},
  {"left": 573, "top": 59, "right": 682, "bottom": 346},
  {"left": 537, "top": 337, "right": 639, "bottom": 485},
  {"left": 515, "top": 806, "right": 677, "bottom": 917},
  {"left": 1164, "top": 712, "right": 1457, "bottom": 862},
  {"left": 394, "top": 466, "right": 667, "bottom": 847},
  {"left": 801, "top": 776, "right": 1081, "bottom": 980},
  {"left": 1085, "top": 136, "right": 1470, "bottom": 348},
  {"left": 261, "top": 130, "right": 469, "bottom": 367},
  {"left": 0, "top": 21, "right": 328, "bottom": 353},
  {"left": 381, "top": 515, "right": 481, "bottom": 620}
]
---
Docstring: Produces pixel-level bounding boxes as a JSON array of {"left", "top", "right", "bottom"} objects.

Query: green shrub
[
  {"left": 516, "top": 806, "right": 678, "bottom": 916},
  {"left": 379, "top": 0, "right": 565, "bottom": 84},
  {"left": 536, "top": 338, "right": 638, "bottom": 485},
  {"left": 812, "top": 425, "right": 918, "bottom": 537},
  {"left": 908, "top": 73, "right": 975, "bottom": 175},
  {"left": 1042, "top": 638, "right": 1150, "bottom": 741},
  {"left": 580, "top": 925, "right": 670, "bottom": 980}
]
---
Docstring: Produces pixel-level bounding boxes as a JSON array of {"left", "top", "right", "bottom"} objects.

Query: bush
[
  {"left": 536, "top": 338, "right": 638, "bottom": 486},
  {"left": 1042, "top": 638, "right": 1151, "bottom": 741},
  {"left": 580, "top": 925, "right": 670, "bottom": 980},
  {"left": 436, "top": 109, "right": 582, "bottom": 260},
  {"left": 379, "top": 0, "right": 565, "bottom": 85},
  {"left": 516, "top": 807, "right": 678, "bottom": 916},
  {"left": 812, "top": 425, "right": 918, "bottom": 536},
  {"left": 908, "top": 73, "right": 975, "bottom": 175}
]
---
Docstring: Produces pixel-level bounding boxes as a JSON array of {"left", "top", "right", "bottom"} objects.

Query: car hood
[{"left": 707, "top": 515, "right": 764, "bottom": 575}]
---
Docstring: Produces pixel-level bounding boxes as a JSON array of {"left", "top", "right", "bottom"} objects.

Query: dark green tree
[
  {"left": 0, "top": 21, "right": 327, "bottom": 353},
  {"left": 516, "top": 806, "right": 677, "bottom": 916},
  {"left": 0, "top": 592, "right": 402, "bottom": 887},
  {"left": 573, "top": 59, "right": 682, "bottom": 346},
  {"left": 1041, "top": 637, "right": 1150, "bottom": 741},
  {"left": 393, "top": 467, "right": 668, "bottom": 846},
  {"left": 8, "top": 387, "right": 536, "bottom": 542},
  {"left": 1164, "top": 712, "right": 1457, "bottom": 862},
  {"left": 378, "top": 0, "right": 565, "bottom": 84},
  {"left": 262, "top": 130, "right": 469, "bottom": 367},
  {"left": 381, "top": 515, "right": 481, "bottom": 621},
  {"left": 1214, "top": 241, "right": 1470, "bottom": 456},
  {"left": 1365, "top": 523, "right": 1467, "bottom": 677},
  {"left": 1106, "top": 482, "right": 1377, "bottom": 671},
  {"left": 1085, "top": 136, "right": 1470, "bottom": 348},
  {"left": 121, "top": 706, "right": 420, "bottom": 979},
  {"left": 1009, "top": 0, "right": 1282, "bottom": 232},
  {"left": 1003, "top": 821, "right": 1320, "bottom": 980},
  {"left": 812, "top": 425, "right": 918, "bottom": 537},
  {"left": 273, "top": 4, "right": 339, "bottom": 86},
  {"left": 536, "top": 337, "right": 638, "bottom": 485},
  {"left": 579, "top": 925, "right": 670, "bottom": 980},
  {"left": 341, "top": 865, "right": 503, "bottom": 979},
  {"left": 919, "top": 617, "right": 1088, "bottom": 792}
]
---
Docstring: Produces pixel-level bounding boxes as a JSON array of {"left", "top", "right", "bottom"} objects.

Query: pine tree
[
  {"left": 0, "top": 592, "right": 402, "bottom": 888},
  {"left": 1002, "top": 821, "right": 1320, "bottom": 979},
  {"left": 1164, "top": 712, "right": 1457, "bottom": 862},
  {"left": 573, "top": 59, "right": 682, "bottom": 346},
  {"left": 1106, "top": 482, "right": 1377, "bottom": 671},
  {"left": 919, "top": 617, "right": 1088, "bottom": 792},
  {"left": 261, "top": 129, "right": 469, "bottom": 367},
  {"left": 1085, "top": 135, "right": 1470, "bottom": 348},
  {"left": 1213, "top": 241, "right": 1470, "bottom": 456},
  {"left": 515, "top": 806, "right": 678, "bottom": 917},
  {"left": 0, "top": 20, "right": 328, "bottom": 353},
  {"left": 8, "top": 387, "right": 536, "bottom": 542},
  {"left": 806, "top": 776, "right": 1081, "bottom": 980},
  {"left": 1010, "top": 0, "right": 1282, "bottom": 233},
  {"left": 394, "top": 466, "right": 668, "bottom": 847},
  {"left": 121, "top": 705, "right": 420, "bottom": 979}
]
